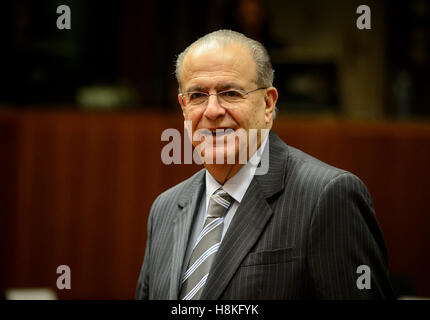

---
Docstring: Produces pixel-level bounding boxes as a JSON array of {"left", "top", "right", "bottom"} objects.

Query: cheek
[
  {"left": 244, "top": 108, "right": 265, "bottom": 129},
  {"left": 185, "top": 109, "right": 203, "bottom": 130},
  {"left": 244, "top": 98, "right": 266, "bottom": 128},
  {"left": 224, "top": 110, "right": 245, "bottom": 129}
]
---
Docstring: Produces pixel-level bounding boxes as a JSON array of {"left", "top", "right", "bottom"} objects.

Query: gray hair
[
  {"left": 175, "top": 29, "right": 274, "bottom": 90},
  {"left": 175, "top": 29, "right": 277, "bottom": 118}
]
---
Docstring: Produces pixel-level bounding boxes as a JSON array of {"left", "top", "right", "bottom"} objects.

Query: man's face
[{"left": 178, "top": 42, "right": 276, "bottom": 164}]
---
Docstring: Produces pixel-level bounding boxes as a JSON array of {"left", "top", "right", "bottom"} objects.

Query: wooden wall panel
[{"left": 1, "top": 111, "right": 429, "bottom": 298}]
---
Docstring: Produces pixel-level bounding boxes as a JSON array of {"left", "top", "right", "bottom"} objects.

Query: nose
[{"left": 203, "top": 93, "right": 226, "bottom": 120}]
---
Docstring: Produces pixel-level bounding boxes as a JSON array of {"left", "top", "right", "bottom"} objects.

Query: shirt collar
[{"left": 205, "top": 134, "right": 269, "bottom": 208}]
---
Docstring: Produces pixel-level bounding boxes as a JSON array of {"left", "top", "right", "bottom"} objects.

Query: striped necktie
[{"left": 179, "top": 188, "right": 234, "bottom": 300}]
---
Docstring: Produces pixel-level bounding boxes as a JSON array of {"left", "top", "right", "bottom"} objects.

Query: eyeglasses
[{"left": 180, "top": 87, "right": 267, "bottom": 109}]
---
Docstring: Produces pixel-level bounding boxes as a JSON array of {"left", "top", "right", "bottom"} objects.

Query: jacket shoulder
[
  {"left": 284, "top": 144, "right": 369, "bottom": 201},
  {"left": 288, "top": 145, "right": 354, "bottom": 179},
  {"left": 150, "top": 169, "right": 205, "bottom": 218}
]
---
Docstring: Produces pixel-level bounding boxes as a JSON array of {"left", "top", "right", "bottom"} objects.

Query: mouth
[{"left": 201, "top": 128, "right": 236, "bottom": 137}]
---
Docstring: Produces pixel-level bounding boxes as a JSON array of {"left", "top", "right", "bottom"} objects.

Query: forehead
[{"left": 180, "top": 42, "right": 257, "bottom": 91}]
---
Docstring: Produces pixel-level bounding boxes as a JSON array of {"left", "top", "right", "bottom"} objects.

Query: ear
[
  {"left": 178, "top": 94, "right": 187, "bottom": 118},
  {"left": 264, "top": 87, "right": 278, "bottom": 124}
]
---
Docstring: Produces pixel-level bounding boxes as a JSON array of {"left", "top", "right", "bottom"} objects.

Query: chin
[{"left": 205, "top": 142, "right": 247, "bottom": 165}]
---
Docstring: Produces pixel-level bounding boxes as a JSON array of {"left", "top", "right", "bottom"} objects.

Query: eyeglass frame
[{"left": 179, "top": 87, "right": 268, "bottom": 108}]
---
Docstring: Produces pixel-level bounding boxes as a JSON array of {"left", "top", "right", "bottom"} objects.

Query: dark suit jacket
[{"left": 135, "top": 130, "right": 394, "bottom": 299}]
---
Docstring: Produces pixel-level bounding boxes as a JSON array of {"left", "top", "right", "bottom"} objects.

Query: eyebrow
[
  {"left": 185, "top": 85, "right": 206, "bottom": 93},
  {"left": 185, "top": 82, "right": 244, "bottom": 93}
]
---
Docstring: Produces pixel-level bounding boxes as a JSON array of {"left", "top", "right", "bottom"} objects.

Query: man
[{"left": 135, "top": 30, "right": 394, "bottom": 299}]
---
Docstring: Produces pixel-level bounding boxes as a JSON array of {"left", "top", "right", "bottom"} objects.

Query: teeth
[
  {"left": 212, "top": 129, "right": 234, "bottom": 136},
  {"left": 210, "top": 128, "right": 234, "bottom": 133}
]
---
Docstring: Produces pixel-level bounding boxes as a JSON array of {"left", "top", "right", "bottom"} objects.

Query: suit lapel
[
  {"left": 200, "top": 179, "right": 274, "bottom": 299},
  {"left": 200, "top": 131, "right": 289, "bottom": 299},
  {"left": 169, "top": 170, "right": 205, "bottom": 299}
]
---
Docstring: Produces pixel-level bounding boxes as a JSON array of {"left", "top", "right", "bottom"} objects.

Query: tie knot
[{"left": 207, "top": 189, "right": 234, "bottom": 218}]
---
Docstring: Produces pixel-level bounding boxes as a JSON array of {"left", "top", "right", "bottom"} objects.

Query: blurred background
[{"left": 0, "top": 0, "right": 429, "bottom": 299}]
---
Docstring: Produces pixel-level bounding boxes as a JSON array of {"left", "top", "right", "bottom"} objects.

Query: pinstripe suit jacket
[{"left": 135, "top": 130, "right": 394, "bottom": 299}]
